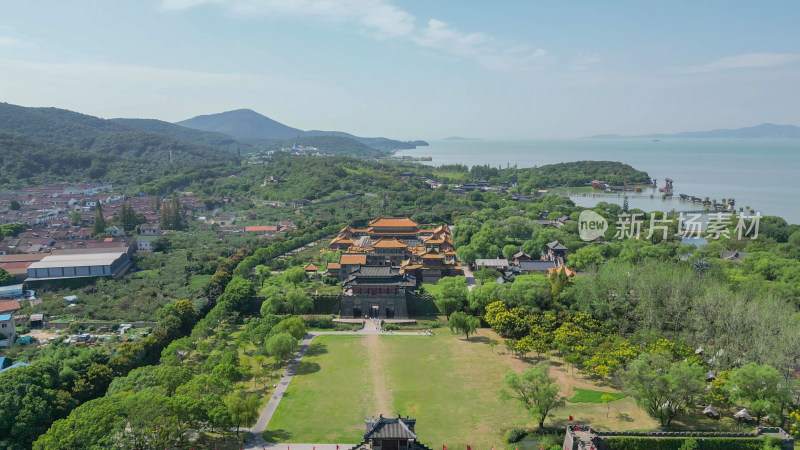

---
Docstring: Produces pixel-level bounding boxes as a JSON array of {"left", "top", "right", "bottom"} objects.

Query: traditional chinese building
[
  {"left": 546, "top": 240, "right": 568, "bottom": 265},
  {"left": 340, "top": 266, "right": 416, "bottom": 318},
  {"left": 348, "top": 415, "right": 433, "bottom": 450}
]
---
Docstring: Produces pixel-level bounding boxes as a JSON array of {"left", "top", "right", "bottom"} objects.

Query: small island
[{"left": 443, "top": 136, "right": 482, "bottom": 141}]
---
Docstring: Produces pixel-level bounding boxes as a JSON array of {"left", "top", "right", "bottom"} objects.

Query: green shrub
[
  {"left": 505, "top": 428, "right": 527, "bottom": 443},
  {"left": 603, "top": 436, "right": 772, "bottom": 450},
  {"left": 383, "top": 324, "right": 400, "bottom": 331}
]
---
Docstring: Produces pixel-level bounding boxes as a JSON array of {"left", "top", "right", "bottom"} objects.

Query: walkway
[
  {"left": 462, "top": 266, "right": 477, "bottom": 291},
  {"left": 244, "top": 321, "right": 426, "bottom": 449}
]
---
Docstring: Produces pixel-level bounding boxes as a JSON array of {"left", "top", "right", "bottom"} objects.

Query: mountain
[
  {"left": 177, "top": 109, "right": 304, "bottom": 140},
  {"left": 112, "top": 118, "right": 251, "bottom": 153},
  {"left": 0, "top": 103, "right": 239, "bottom": 165},
  {"left": 177, "top": 108, "right": 422, "bottom": 150},
  {"left": 587, "top": 123, "right": 800, "bottom": 139}
]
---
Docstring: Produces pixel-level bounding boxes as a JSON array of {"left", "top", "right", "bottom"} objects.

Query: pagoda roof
[
  {"left": 371, "top": 239, "right": 409, "bottom": 249},
  {"left": 340, "top": 254, "right": 367, "bottom": 265},
  {"left": 547, "top": 240, "right": 568, "bottom": 250},
  {"left": 369, "top": 217, "right": 419, "bottom": 228},
  {"left": 303, "top": 263, "right": 319, "bottom": 271},
  {"left": 547, "top": 265, "right": 576, "bottom": 277},
  {"left": 365, "top": 415, "right": 417, "bottom": 440},
  {"left": 326, "top": 262, "right": 341, "bottom": 270}
]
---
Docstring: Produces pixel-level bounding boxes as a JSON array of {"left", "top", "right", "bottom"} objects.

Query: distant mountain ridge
[
  {"left": 0, "top": 103, "right": 239, "bottom": 165},
  {"left": 177, "top": 109, "right": 426, "bottom": 150},
  {"left": 588, "top": 123, "right": 800, "bottom": 139}
]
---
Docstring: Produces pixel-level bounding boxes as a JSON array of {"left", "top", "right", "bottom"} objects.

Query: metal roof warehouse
[{"left": 25, "top": 252, "right": 131, "bottom": 281}]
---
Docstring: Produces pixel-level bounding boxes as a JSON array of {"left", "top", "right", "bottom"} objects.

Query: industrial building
[{"left": 25, "top": 251, "right": 131, "bottom": 281}]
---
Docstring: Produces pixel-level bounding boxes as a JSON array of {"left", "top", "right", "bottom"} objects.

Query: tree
[
  {"left": 70, "top": 210, "right": 82, "bottom": 226},
  {"left": 728, "top": 363, "right": 792, "bottom": 425},
  {"left": 567, "top": 245, "right": 604, "bottom": 271},
  {"left": 601, "top": 394, "right": 614, "bottom": 417},
  {"left": 255, "top": 265, "right": 271, "bottom": 287},
  {"left": 489, "top": 339, "right": 499, "bottom": 354},
  {"left": 224, "top": 392, "right": 260, "bottom": 437},
  {"left": 151, "top": 236, "right": 171, "bottom": 252},
  {"left": 9, "top": 200, "right": 20, "bottom": 210},
  {"left": 284, "top": 266, "right": 307, "bottom": 287},
  {"left": 92, "top": 203, "right": 106, "bottom": 237},
  {"left": 218, "top": 277, "right": 255, "bottom": 313},
  {"left": 501, "top": 363, "right": 565, "bottom": 428},
  {"left": 448, "top": 311, "right": 480, "bottom": 340},
  {"left": 621, "top": 352, "right": 705, "bottom": 426},
  {"left": 285, "top": 289, "right": 313, "bottom": 314},
  {"left": 433, "top": 277, "right": 468, "bottom": 320},
  {"left": 0, "top": 268, "right": 13, "bottom": 286},
  {"left": 467, "top": 281, "right": 502, "bottom": 315},
  {"left": 270, "top": 316, "right": 306, "bottom": 340},
  {"left": 456, "top": 245, "right": 477, "bottom": 266},
  {"left": 473, "top": 267, "right": 500, "bottom": 285},
  {"left": 503, "top": 244, "right": 518, "bottom": 261},
  {"left": 265, "top": 332, "right": 298, "bottom": 368}
]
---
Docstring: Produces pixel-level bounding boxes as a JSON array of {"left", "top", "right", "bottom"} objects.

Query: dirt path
[{"left": 363, "top": 334, "right": 392, "bottom": 416}]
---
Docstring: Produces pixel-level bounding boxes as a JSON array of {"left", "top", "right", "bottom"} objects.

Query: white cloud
[
  {"left": 161, "top": 0, "right": 546, "bottom": 71},
  {"left": 678, "top": 53, "right": 800, "bottom": 74},
  {"left": 0, "top": 36, "right": 22, "bottom": 45},
  {"left": 0, "top": 58, "right": 287, "bottom": 86},
  {"left": 162, "top": 0, "right": 415, "bottom": 38},
  {"left": 414, "top": 19, "right": 546, "bottom": 71},
  {"left": 571, "top": 51, "right": 601, "bottom": 71}
]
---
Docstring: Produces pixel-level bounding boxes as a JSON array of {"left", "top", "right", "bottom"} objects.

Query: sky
[{"left": 1, "top": 0, "right": 799, "bottom": 139}]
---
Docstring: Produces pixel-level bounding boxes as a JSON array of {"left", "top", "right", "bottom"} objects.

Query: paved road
[
  {"left": 461, "top": 266, "right": 477, "bottom": 291},
  {"left": 243, "top": 320, "right": 428, "bottom": 449}
]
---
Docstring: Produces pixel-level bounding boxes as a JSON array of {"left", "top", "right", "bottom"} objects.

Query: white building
[
  {"left": 0, "top": 314, "right": 15, "bottom": 347},
  {"left": 26, "top": 252, "right": 131, "bottom": 281}
]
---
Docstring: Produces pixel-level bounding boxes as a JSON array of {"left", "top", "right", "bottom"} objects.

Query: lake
[{"left": 395, "top": 139, "right": 800, "bottom": 224}]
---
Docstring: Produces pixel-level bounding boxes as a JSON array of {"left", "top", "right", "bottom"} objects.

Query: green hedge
[{"left": 603, "top": 436, "right": 774, "bottom": 450}]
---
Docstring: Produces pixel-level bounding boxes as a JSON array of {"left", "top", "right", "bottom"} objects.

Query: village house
[
  {"left": 0, "top": 314, "right": 16, "bottom": 348},
  {"left": 138, "top": 223, "right": 161, "bottom": 236}
]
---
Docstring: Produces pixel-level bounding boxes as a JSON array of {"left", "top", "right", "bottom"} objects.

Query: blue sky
[{"left": 1, "top": 0, "right": 799, "bottom": 138}]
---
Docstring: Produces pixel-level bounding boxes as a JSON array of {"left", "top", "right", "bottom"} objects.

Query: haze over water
[{"left": 396, "top": 139, "right": 800, "bottom": 224}]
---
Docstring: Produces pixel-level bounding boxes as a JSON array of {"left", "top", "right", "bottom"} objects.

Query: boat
[{"left": 650, "top": 138, "right": 661, "bottom": 142}]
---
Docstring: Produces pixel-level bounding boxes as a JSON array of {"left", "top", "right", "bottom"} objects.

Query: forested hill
[
  {"left": 111, "top": 118, "right": 252, "bottom": 154},
  {"left": 0, "top": 131, "right": 230, "bottom": 189},
  {"left": 178, "top": 108, "right": 424, "bottom": 150},
  {"left": 0, "top": 103, "right": 239, "bottom": 165},
  {"left": 243, "top": 135, "right": 391, "bottom": 158}
]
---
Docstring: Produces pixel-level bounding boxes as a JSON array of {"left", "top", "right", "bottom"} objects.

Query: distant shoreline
[{"left": 443, "top": 136, "right": 483, "bottom": 141}]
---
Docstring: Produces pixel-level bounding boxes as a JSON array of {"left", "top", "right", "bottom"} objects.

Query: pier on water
[{"left": 558, "top": 192, "right": 742, "bottom": 215}]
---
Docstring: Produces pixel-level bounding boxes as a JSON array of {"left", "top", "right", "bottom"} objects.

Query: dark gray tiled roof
[
  {"left": 365, "top": 416, "right": 417, "bottom": 440},
  {"left": 518, "top": 260, "right": 558, "bottom": 272},
  {"left": 547, "top": 240, "right": 567, "bottom": 250}
]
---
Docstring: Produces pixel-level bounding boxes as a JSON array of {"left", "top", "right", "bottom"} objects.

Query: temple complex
[{"left": 323, "top": 217, "right": 462, "bottom": 318}]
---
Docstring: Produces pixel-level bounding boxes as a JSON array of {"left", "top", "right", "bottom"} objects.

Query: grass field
[
  {"left": 266, "top": 332, "right": 537, "bottom": 448},
  {"left": 568, "top": 387, "right": 627, "bottom": 403},
  {"left": 265, "top": 336, "right": 371, "bottom": 443},
  {"left": 265, "top": 331, "right": 699, "bottom": 448}
]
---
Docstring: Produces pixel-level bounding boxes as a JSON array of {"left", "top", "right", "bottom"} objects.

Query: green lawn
[
  {"left": 265, "top": 332, "right": 532, "bottom": 448},
  {"left": 265, "top": 336, "right": 371, "bottom": 443},
  {"left": 189, "top": 274, "right": 212, "bottom": 290},
  {"left": 568, "top": 387, "right": 627, "bottom": 403}
]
